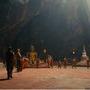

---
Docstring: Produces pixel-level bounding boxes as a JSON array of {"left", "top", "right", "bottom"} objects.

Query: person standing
[
  {"left": 5, "top": 47, "right": 14, "bottom": 79},
  {"left": 58, "top": 60, "right": 62, "bottom": 68},
  {"left": 36, "top": 58, "right": 39, "bottom": 68},
  {"left": 72, "top": 58, "right": 77, "bottom": 69},
  {"left": 63, "top": 57, "right": 68, "bottom": 68},
  {"left": 47, "top": 55, "right": 53, "bottom": 68},
  {"left": 15, "top": 49, "right": 22, "bottom": 72},
  {"left": 50, "top": 58, "right": 53, "bottom": 68},
  {"left": 86, "top": 57, "right": 90, "bottom": 69}
]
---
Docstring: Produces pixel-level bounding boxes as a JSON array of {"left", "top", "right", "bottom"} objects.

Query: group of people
[
  {"left": 47, "top": 56, "right": 77, "bottom": 69},
  {"left": 4, "top": 46, "right": 90, "bottom": 80}
]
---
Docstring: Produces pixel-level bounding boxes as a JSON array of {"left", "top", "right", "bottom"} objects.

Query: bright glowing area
[
  {"left": 87, "top": 0, "right": 90, "bottom": 10},
  {"left": 87, "top": 0, "right": 90, "bottom": 5},
  {"left": 62, "top": 0, "right": 67, "bottom": 4}
]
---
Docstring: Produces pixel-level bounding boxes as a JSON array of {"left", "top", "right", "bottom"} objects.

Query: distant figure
[
  {"left": 58, "top": 60, "right": 62, "bottom": 68},
  {"left": 72, "top": 58, "right": 77, "bottom": 69},
  {"left": 5, "top": 47, "right": 14, "bottom": 79},
  {"left": 63, "top": 57, "right": 68, "bottom": 68},
  {"left": 86, "top": 58, "right": 90, "bottom": 69},
  {"left": 21, "top": 57, "right": 30, "bottom": 69},
  {"left": 50, "top": 59, "right": 53, "bottom": 68},
  {"left": 15, "top": 49, "right": 22, "bottom": 72},
  {"left": 36, "top": 58, "right": 39, "bottom": 68},
  {"left": 47, "top": 55, "right": 53, "bottom": 68}
]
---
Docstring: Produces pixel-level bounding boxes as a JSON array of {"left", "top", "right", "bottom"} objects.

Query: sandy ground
[{"left": 0, "top": 66, "right": 90, "bottom": 89}]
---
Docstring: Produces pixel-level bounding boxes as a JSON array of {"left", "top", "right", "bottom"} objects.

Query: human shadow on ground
[{"left": 0, "top": 78, "right": 9, "bottom": 81}]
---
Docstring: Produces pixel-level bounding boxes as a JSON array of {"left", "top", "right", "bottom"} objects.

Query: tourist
[
  {"left": 72, "top": 58, "right": 77, "bottom": 69},
  {"left": 63, "top": 57, "right": 68, "bottom": 68},
  {"left": 58, "top": 60, "right": 62, "bottom": 68},
  {"left": 50, "top": 58, "right": 53, "bottom": 68},
  {"left": 47, "top": 55, "right": 53, "bottom": 68},
  {"left": 86, "top": 57, "right": 90, "bottom": 69},
  {"left": 15, "top": 49, "right": 22, "bottom": 72},
  {"left": 36, "top": 58, "right": 39, "bottom": 68},
  {"left": 5, "top": 46, "right": 15, "bottom": 79}
]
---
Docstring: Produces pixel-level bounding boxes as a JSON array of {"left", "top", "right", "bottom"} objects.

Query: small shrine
[
  {"left": 77, "top": 45, "right": 89, "bottom": 66},
  {"left": 81, "top": 45, "right": 88, "bottom": 60}
]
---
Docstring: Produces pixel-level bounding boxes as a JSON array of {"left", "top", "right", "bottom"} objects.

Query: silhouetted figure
[
  {"left": 63, "top": 57, "right": 67, "bottom": 68},
  {"left": 5, "top": 47, "right": 14, "bottom": 79},
  {"left": 36, "top": 58, "right": 39, "bottom": 68},
  {"left": 87, "top": 59, "right": 90, "bottom": 69},
  {"left": 47, "top": 60, "right": 50, "bottom": 68},
  {"left": 15, "top": 49, "right": 22, "bottom": 72},
  {"left": 58, "top": 60, "right": 62, "bottom": 68},
  {"left": 72, "top": 58, "right": 77, "bottom": 69},
  {"left": 50, "top": 59, "right": 53, "bottom": 68}
]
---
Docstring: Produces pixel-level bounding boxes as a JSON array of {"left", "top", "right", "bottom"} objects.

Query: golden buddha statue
[{"left": 27, "top": 45, "right": 37, "bottom": 64}]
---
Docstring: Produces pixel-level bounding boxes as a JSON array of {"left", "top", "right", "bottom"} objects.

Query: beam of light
[
  {"left": 86, "top": 0, "right": 90, "bottom": 7},
  {"left": 62, "top": 0, "right": 67, "bottom": 4},
  {"left": 86, "top": 0, "right": 90, "bottom": 23},
  {"left": 86, "top": 0, "right": 90, "bottom": 14}
]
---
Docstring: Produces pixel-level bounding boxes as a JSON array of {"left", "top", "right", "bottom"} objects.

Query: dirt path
[{"left": 0, "top": 67, "right": 90, "bottom": 89}]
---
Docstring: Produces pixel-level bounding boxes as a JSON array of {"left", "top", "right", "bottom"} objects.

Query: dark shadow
[
  {"left": 85, "top": 88, "right": 90, "bottom": 90},
  {"left": 0, "top": 78, "right": 9, "bottom": 81}
]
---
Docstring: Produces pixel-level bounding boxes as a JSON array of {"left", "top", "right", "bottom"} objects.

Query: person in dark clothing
[
  {"left": 50, "top": 59, "right": 53, "bottom": 68},
  {"left": 5, "top": 47, "right": 14, "bottom": 80},
  {"left": 36, "top": 58, "right": 39, "bottom": 68},
  {"left": 58, "top": 60, "right": 62, "bottom": 68},
  {"left": 63, "top": 57, "right": 68, "bottom": 68},
  {"left": 87, "top": 58, "right": 90, "bottom": 69}
]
